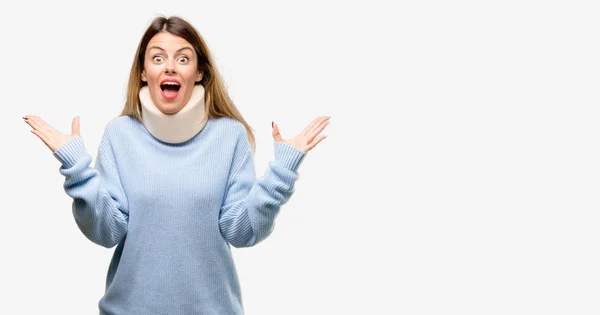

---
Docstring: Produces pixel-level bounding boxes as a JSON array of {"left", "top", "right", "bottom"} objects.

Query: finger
[
  {"left": 72, "top": 116, "right": 80, "bottom": 136},
  {"left": 300, "top": 116, "right": 324, "bottom": 136},
  {"left": 306, "top": 119, "right": 330, "bottom": 143},
  {"left": 28, "top": 115, "right": 54, "bottom": 134},
  {"left": 30, "top": 129, "right": 53, "bottom": 151},
  {"left": 306, "top": 135, "right": 327, "bottom": 152},
  {"left": 307, "top": 116, "right": 330, "bottom": 133},
  {"left": 24, "top": 117, "right": 48, "bottom": 135},
  {"left": 307, "top": 116, "right": 331, "bottom": 133},
  {"left": 272, "top": 121, "right": 284, "bottom": 142}
]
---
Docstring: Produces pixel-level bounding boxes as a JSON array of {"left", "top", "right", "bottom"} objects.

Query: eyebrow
[{"left": 148, "top": 46, "right": 194, "bottom": 54}]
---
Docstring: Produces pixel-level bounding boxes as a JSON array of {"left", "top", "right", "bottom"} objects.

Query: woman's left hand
[{"left": 272, "top": 116, "right": 330, "bottom": 153}]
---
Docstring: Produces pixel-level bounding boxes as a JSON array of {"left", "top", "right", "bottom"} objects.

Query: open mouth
[{"left": 160, "top": 80, "right": 181, "bottom": 99}]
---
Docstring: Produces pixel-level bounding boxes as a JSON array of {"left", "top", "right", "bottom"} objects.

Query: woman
[{"left": 23, "top": 15, "right": 329, "bottom": 314}]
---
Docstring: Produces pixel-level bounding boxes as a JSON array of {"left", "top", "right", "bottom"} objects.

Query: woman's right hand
[{"left": 24, "top": 115, "right": 80, "bottom": 153}]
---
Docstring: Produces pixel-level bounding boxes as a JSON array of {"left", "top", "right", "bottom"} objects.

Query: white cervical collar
[{"left": 139, "top": 84, "right": 208, "bottom": 144}]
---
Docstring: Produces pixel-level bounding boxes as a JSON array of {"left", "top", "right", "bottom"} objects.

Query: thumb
[
  {"left": 72, "top": 116, "right": 80, "bottom": 136},
  {"left": 272, "top": 121, "right": 283, "bottom": 142}
]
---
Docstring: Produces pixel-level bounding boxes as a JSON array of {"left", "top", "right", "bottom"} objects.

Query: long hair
[{"left": 120, "top": 15, "right": 256, "bottom": 152}]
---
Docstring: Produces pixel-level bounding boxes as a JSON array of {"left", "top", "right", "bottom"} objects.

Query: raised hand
[
  {"left": 23, "top": 115, "right": 81, "bottom": 153},
  {"left": 272, "top": 116, "right": 330, "bottom": 153}
]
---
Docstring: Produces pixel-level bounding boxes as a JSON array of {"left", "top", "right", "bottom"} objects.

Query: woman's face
[{"left": 141, "top": 31, "right": 203, "bottom": 115}]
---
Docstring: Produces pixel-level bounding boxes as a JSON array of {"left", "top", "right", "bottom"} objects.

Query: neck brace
[{"left": 139, "top": 84, "right": 208, "bottom": 144}]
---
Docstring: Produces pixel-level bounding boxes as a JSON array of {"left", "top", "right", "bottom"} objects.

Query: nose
[
  {"left": 164, "top": 61, "right": 176, "bottom": 74},
  {"left": 164, "top": 66, "right": 175, "bottom": 74}
]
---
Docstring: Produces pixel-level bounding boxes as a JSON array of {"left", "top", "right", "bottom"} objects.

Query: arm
[
  {"left": 219, "top": 138, "right": 306, "bottom": 248},
  {"left": 52, "top": 131, "right": 129, "bottom": 248}
]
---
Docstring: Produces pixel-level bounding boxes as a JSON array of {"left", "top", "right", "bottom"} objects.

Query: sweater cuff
[
  {"left": 274, "top": 142, "right": 306, "bottom": 172},
  {"left": 53, "top": 136, "right": 88, "bottom": 168}
]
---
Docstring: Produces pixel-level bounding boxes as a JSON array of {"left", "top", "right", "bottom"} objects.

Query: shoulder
[
  {"left": 106, "top": 115, "right": 137, "bottom": 130},
  {"left": 209, "top": 116, "right": 247, "bottom": 140},
  {"left": 102, "top": 115, "right": 139, "bottom": 142},
  {"left": 209, "top": 116, "right": 252, "bottom": 158},
  {"left": 210, "top": 116, "right": 246, "bottom": 131}
]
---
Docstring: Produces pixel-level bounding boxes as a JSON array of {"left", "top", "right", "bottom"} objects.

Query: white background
[{"left": 1, "top": 0, "right": 599, "bottom": 314}]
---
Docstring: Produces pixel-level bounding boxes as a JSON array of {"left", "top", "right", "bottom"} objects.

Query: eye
[
  {"left": 153, "top": 56, "right": 163, "bottom": 63},
  {"left": 178, "top": 56, "right": 189, "bottom": 63}
]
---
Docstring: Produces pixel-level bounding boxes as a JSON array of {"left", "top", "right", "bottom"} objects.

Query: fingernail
[{"left": 271, "top": 121, "right": 274, "bottom": 128}]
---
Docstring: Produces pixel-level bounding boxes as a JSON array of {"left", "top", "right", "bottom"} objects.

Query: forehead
[{"left": 147, "top": 32, "right": 194, "bottom": 51}]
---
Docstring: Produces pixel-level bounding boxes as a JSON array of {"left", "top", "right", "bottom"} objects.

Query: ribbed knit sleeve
[
  {"left": 218, "top": 137, "right": 306, "bottom": 248},
  {"left": 53, "top": 131, "right": 129, "bottom": 248}
]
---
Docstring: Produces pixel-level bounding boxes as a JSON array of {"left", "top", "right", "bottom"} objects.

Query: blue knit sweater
[{"left": 52, "top": 115, "right": 306, "bottom": 314}]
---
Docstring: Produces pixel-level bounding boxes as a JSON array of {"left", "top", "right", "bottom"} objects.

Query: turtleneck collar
[{"left": 139, "top": 84, "right": 208, "bottom": 144}]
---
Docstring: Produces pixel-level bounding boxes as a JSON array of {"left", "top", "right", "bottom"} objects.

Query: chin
[
  {"left": 154, "top": 101, "right": 182, "bottom": 115},
  {"left": 160, "top": 106, "right": 183, "bottom": 115},
  {"left": 150, "top": 94, "right": 183, "bottom": 115}
]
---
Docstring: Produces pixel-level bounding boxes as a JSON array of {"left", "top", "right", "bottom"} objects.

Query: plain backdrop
[{"left": 2, "top": 0, "right": 599, "bottom": 314}]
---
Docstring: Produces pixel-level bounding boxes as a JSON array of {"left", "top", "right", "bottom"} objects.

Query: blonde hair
[{"left": 120, "top": 15, "right": 256, "bottom": 152}]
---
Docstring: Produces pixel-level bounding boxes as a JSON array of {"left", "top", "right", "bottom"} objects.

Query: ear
[
  {"left": 196, "top": 71, "right": 203, "bottom": 83},
  {"left": 141, "top": 69, "right": 147, "bottom": 82}
]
